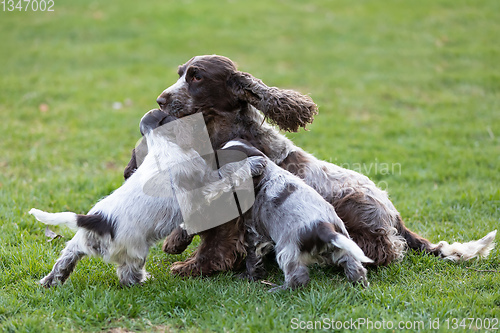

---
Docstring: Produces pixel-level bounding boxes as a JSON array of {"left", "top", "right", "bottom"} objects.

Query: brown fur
[
  {"left": 162, "top": 227, "right": 194, "bottom": 254},
  {"left": 227, "top": 71, "right": 318, "bottom": 132},
  {"left": 169, "top": 216, "right": 247, "bottom": 276}
]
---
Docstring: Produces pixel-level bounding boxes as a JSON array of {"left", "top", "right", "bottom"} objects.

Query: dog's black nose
[{"left": 157, "top": 96, "right": 167, "bottom": 108}]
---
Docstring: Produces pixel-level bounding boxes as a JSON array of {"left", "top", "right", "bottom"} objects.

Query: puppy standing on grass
[
  {"left": 205, "top": 139, "right": 373, "bottom": 290},
  {"left": 29, "top": 109, "right": 228, "bottom": 287}
]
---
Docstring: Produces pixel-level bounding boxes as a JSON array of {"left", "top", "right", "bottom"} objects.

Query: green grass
[{"left": 1, "top": 0, "right": 499, "bottom": 332}]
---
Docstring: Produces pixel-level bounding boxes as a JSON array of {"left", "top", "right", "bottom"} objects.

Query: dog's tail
[
  {"left": 29, "top": 208, "right": 78, "bottom": 230},
  {"left": 397, "top": 216, "right": 497, "bottom": 262},
  {"left": 430, "top": 230, "right": 497, "bottom": 262},
  {"left": 331, "top": 234, "right": 374, "bottom": 264},
  {"left": 29, "top": 208, "right": 114, "bottom": 237},
  {"left": 313, "top": 222, "right": 373, "bottom": 264}
]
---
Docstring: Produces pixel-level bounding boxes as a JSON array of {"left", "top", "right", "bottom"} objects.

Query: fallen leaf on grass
[
  {"left": 45, "top": 226, "right": 63, "bottom": 242},
  {"left": 39, "top": 103, "right": 49, "bottom": 113}
]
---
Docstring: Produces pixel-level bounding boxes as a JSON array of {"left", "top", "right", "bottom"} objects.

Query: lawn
[{"left": 1, "top": 0, "right": 499, "bottom": 332}]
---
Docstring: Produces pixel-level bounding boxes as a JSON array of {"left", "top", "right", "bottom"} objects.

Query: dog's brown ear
[{"left": 228, "top": 71, "right": 318, "bottom": 132}]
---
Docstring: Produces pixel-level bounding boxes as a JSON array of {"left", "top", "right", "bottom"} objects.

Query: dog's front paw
[
  {"left": 202, "top": 180, "right": 232, "bottom": 203},
  {"left": 141, "top": 271, "right": 153, "bottom": 284},
  {"left": 162, "top": 228, "right": 194, "bottom": 254},
  {"left": 170, "top": 258, "right": 202, "bottom": 277},
  {"left": 39, "top": 273, "right": 62, "bottom": 288}
]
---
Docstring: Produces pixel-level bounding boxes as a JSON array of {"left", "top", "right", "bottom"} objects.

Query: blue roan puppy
[
  {"left": 204, "top": 138, "right": 373, "bottom": 291},
  {"left": 29, "top": 109, "right": 230, "bottom": 287}
]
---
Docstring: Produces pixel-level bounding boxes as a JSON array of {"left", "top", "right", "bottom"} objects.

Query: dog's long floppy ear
[{"left": 228, "top": 71, "right": 318, "bottom": 132}]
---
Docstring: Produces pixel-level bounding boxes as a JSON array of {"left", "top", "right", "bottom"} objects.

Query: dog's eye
[{"left": 192, "top": 73, "right": 202, "bottom": 82}]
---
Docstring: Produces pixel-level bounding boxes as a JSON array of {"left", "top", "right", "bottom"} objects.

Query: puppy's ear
[{"left": 228, "top": 71, "right": 318, "bottom": 132}]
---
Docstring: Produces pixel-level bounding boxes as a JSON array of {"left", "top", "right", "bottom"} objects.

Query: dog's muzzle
[{"left": 156, "top": 96, "right": 168, "bottom": 109}]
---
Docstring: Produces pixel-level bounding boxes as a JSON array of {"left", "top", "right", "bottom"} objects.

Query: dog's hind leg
[
  {"left": 40, "top": 232, "right": 86, "bottom": 287},
  {"left": 271, "top": 244, "right": 310, "bottom": 291},
  {"left": 282, "top": 264, "right": 310, "bottom": 291},
  {"left": 306, "top": 221, "right": 372, "bottom": 287},
  {"left": 329, "top": 233, "right": 371, "bottom": 287}
]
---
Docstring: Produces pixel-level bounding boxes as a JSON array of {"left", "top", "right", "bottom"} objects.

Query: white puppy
[{"left": 30, "top": 110, "right": 232, "bottom": 287}]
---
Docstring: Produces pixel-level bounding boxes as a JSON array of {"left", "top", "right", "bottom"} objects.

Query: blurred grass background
[{"left": 0, "top": 0, "right": 499, "bottom": 332}]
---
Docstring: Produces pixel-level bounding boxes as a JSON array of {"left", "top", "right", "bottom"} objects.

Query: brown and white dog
[{"left": 125, "top": 55, "right": 496, "bottom": 276}]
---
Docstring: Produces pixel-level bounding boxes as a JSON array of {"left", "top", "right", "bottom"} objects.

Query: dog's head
[{"left": 156, "top": 55, "right": 318, "bottom": 132}]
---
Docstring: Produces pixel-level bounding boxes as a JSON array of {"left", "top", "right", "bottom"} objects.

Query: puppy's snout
[{"left": 140, "top": 109, "right": 172, "bottom": 135}]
